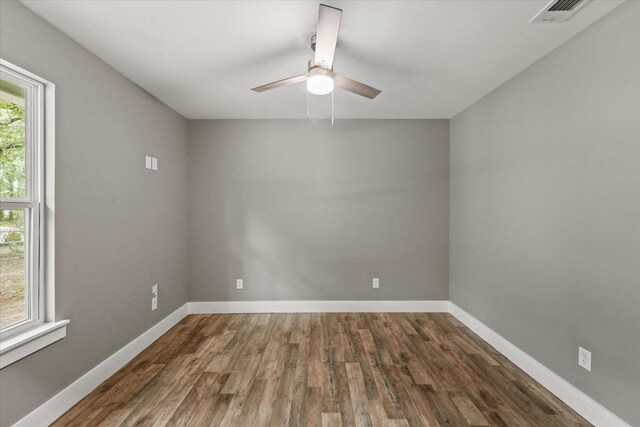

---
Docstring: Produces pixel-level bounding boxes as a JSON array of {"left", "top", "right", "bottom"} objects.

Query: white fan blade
[
  {"left": 334, "top": 74, "right": 381, "bottom": 99},
  {"left": 314, "top": 4, "right": 342, "bottom": 69},
  {"left": 252, "top": 75, "right": 307, "bottom": 92}
]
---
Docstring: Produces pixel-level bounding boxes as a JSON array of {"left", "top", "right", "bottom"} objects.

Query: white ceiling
[{"left": 21, "top": 0, "right": 623, "bottom": 119}]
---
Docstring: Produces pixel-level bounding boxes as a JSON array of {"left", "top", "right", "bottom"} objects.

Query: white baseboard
[
  {"left": 12, "top": 300, "right": 629, "bottom": 427},
  {"left": 13, "top": 303, "right": 189, "bottom": 427},
  {"left": 449, "top": 303, "right": 630, "bottom": 427},
  {"left": 187, "top": 300, "right": 451, "bottom": 314}
]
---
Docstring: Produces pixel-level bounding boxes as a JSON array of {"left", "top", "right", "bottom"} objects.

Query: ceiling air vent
[{"left": 530, "top": 0, "right": 590, "bottom": 23}]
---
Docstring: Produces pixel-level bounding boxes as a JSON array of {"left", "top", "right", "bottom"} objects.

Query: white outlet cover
[
  {"left": 152, "top": 296, "right": 158, "bottom": 311},
  {"left": 151, "top": 157, "right": 158, "bottom": 171},
  {"left": 373, "top": 278, "right": 380, "bottom": 288},
  {"left": 152, "top": 284, "right": 158, "bottom": 296},
  {"left": 578, "top": 346, "right": 591, "bottom": 371},
  {"left": 145, "top": 155, "right": 152, "bottom": 169},
  {"left": 236, "top": 279, "right": 243, "bottom": 289}
]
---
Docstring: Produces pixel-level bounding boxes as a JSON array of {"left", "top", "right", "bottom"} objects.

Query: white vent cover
[{"left": 530, "top": 0, "right": 590, "bottom": 23}]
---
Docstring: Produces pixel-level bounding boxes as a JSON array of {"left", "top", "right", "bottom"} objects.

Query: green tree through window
[
  {"left": 1, "top": 96, "right": 27, "bottom": 329},
  {"left": 0, "top": 98, "right": 26, "bottom": 200}
]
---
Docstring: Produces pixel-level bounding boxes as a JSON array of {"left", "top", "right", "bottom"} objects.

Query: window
[
  {"left": 1, "top": 66, "right": 41, "bottom": 335},
  {"left": 0, "top": 60, "right": 66, "bottom": 369}
]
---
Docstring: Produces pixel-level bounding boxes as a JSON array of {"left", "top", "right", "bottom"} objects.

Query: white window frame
[{"left": 0, "top": 59, "right": 68, "bottom": 369}]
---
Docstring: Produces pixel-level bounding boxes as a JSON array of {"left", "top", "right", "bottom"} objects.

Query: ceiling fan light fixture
[
  {"left": 251, "top": 5, "right": 381, "bottom": 102},
  {"left": 307, "top": 74, "right": 334, "bottom": 95}
]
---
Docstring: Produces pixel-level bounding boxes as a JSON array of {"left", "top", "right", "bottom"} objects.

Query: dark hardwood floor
[{"left": 53, "top": 313, "right": 590, "bottom": 426}]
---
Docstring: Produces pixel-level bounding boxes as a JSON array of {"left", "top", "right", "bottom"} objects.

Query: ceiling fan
[{"left": 251, "top": 4, "right": 382, "bottom": 101}]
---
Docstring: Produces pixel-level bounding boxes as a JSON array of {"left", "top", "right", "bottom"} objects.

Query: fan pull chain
[{"left": 331, "top": 90, "right": 334, "bottom": 126}]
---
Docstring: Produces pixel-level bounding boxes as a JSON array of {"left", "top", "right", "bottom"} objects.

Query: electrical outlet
[
  {"left": 145, "top": 155, "right": 152, "bottom": 169},
  {"left": 151, "top": 157, "right": 158, "bottom": 171},
  {"left": 578, "top": 346, "right": 591, "bottom": 371},
  {"left": 236, "top": 279, "right": 243, "bottom": 290},
  {"left": 151, "top": 284, "right": 158, "bottom": 311},
  {"left": 372, "top": 278, "right": 380, "bottom": 289}
]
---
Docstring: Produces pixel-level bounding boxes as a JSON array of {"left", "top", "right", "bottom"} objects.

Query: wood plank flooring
[{"left": 53, "top": 313, "right": 591, "bottom": 426}]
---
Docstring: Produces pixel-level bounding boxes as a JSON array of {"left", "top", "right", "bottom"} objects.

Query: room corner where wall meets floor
[{"left": 9, "top": 301, "right": 631, "bottom": 427}]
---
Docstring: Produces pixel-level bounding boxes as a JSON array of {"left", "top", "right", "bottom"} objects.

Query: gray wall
[
  {"left": 0, "top": 2, "right": 190, "bottom": 426},
  {"left": 189, "top": 120, "right": 449, "bottom": 301},
  {"left": 449, "top": 2, "right": 640, "bottom": 425}
]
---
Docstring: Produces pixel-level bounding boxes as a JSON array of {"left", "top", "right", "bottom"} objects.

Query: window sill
[{"left": 0, "top": 320, "right": 69, "bottom": 369}]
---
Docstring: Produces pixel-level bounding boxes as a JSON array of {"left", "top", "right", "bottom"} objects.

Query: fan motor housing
[{"left": 308, "top": 63, "right": 333, "bottom": 79}]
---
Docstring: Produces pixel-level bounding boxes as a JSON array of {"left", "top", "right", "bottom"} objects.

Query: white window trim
[{"left": 0, "top": 59, "right": 67, "bottom": 369}]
